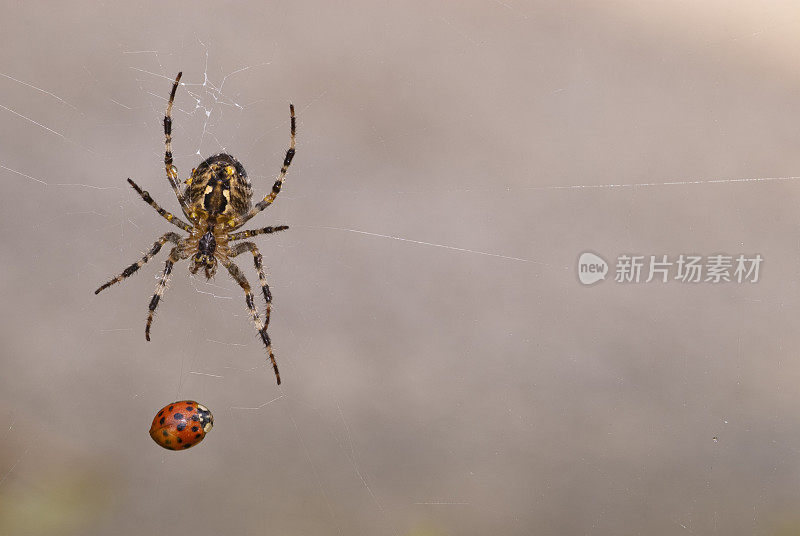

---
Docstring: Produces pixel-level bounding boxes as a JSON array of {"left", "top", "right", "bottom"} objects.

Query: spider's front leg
[
  {"left": 230, "top": 241, "right": 274, "bottom": 323},
  {"left": 221, "top": 256, "right": 281, "bottom": 385},
  {"left": 95, "top": 232, "right": 182, "bottom": 294},
  {"left": 145, "top": 246, "right": 187, "bottom": 341}
]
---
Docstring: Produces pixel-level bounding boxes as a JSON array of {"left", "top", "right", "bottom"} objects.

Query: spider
[{"left": 95, "top": 72, "right": 295, "bottom": 385}]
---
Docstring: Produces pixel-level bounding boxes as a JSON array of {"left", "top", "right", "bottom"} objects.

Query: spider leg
[
  {"left": 145, "top": 246, "right": 185, "bottom": 342},
  {"left": 231, "top": 104, "right": 295, "bottom": 228},
  {"left": 127, "top": 179, "right": 192, "bottom": 232},
  {"left": 221, "top": 256, "right": 281, "bottom": 385},
  {"left": 230, "top": 241, "right": 274, "bottom": 322},
  {"left": 228, "top": 225, "right": 289, "bottom": 241},
  {"left": 164, "top": 72, "right": 189, "bottom": 211},
  {"left": 95, "top": 232, "right": 182, "bottom": 294}
]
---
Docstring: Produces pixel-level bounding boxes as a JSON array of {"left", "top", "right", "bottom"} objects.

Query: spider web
[{"left": 3, "top": 3, "right": 800, "bottom": 536}]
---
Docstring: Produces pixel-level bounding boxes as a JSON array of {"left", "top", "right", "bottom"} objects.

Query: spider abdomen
[
  {"left": 203, "top": 177, "right": 229, "bottom": 215},
  {"left": 185, "top": 153, "right": 252, "bottom": 221}
]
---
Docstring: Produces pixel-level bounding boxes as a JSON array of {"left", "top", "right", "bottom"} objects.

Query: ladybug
[{"left": 149, "top": 400, "right": 213, "bottom": 450}]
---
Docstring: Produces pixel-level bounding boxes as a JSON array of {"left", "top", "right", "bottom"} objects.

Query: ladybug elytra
[{"left": 149, "top": 400, "right": 213, "bottom": 450}]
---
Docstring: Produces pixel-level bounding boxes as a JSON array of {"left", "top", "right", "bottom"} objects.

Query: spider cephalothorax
[
  {"left": 191, "top": 230, "right": 219, "bottom": 279},
  {"left": 95, "top": 72, "right": 295, "bottom": 385}
]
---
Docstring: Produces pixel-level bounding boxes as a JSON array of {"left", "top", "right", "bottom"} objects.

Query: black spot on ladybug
[
  {"left": 191, "top": 415, "right": 200, "bottom": 421},
  {"left": 183, "top": 444, "right": 192, "bottom": 449},
  {"left": 169, "top": 405, "right": 174, "bottom": 411},
  {"left": 165, "top": 439, "right": 171, "bottom": 445},
  {"left": 159, "top": 417, "right": 165, "bottom": 425},
  {"left": 176, "top": 422, "right": 186, "bottom": 431},
  {"left": 158, "top": 410, "right": 163, "bottom": 417},
  {"left": 186, "top": 406, "right": 194, "bottom": 412},
  {"left": 195, "top": 433, "right": 202, "bottom": 438},
  {"left": 174, "top": 413, "right": 183, "bottom": 420},
  {"left": 177, "top": 438, "right": 183, "bottom": 443},
  {"left": 191, "top": 426, "right": 199, "bottom": 432},
  {"left": 162, "top": 430, "right": 168, "bottom": 437}
]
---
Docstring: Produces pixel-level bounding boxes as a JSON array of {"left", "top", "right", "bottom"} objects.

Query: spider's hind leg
[
  {"left": 163, "top": 71, "right": 189, "bottom": 210},
  {"left": 230, "top": 104, "right": 296, "bottom": 228},
  {"left": 127, "top": 179, "right": 192, "bottom": 232},
  {"left": 228, "top": 225, "right": 289, "bottom": 242}
]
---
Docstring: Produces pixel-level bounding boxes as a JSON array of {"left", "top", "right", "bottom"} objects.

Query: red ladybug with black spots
[{"left": 149, "top": 400, "right": 213, "bottom": 450}]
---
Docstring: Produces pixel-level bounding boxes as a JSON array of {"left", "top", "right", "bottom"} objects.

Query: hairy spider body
[
  {"left": 95, "top": 72, "right": 295, "bottom": 385},
  {"left": 182, "top": 153, "right": 253, "bottom": 279}
]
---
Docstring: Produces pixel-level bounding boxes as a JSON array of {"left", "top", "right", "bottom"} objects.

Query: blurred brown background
[{"left": 3, "top": 1, "right": 800, "bottom": 534}]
